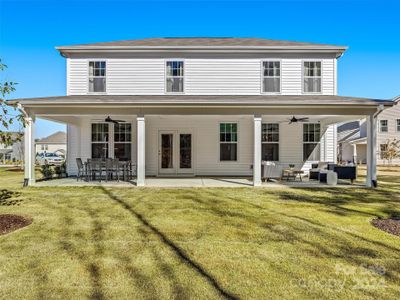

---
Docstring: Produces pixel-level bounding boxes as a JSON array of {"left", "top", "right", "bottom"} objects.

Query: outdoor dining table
[{"left": 84, "top": 160, "right": 134, "bottom": 181}]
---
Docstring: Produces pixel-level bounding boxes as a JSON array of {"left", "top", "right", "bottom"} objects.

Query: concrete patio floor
[{"left": 34, "top": 176, "right": 363, "bottom": 188}]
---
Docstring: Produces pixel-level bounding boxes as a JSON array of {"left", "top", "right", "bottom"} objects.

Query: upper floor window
[
  {"left": 379, "top": 120, "right": 388, "bottom": 133},
  {"left": 89, "top": 61, "right": 106, "bottom": 93},
  {"left": 262, "top": 123, "right": 279, "bottom": 161},
  {"left": 262, "top": 61, "right": 281, "bottom": 93},
  {"left": 396, "top": 119, "right": 400, "bottom": 132},
  {"left": 166, "top": 61, "right": 184, "bottom": 93},
  {"left": 303, "top": 123, "right": 320, "bottom": 161},
  {"left": 303, "top": 61, "right": 321, "bottom": 93}
]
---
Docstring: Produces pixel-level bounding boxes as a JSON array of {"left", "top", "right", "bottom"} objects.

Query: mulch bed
[
  {"left": 0, "top": 214, "right": 32, "bottom": 236},
  {"left": 371, "top": 218, "right": 400, "bottom": 237}
]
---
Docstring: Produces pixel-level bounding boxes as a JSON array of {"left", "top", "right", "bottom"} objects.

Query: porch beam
[
  {"left": 136, "top": 116, "right": 145, "bottom": 186},
  {"left": 366, "top": 114, "right": 377, "bottom": 187},
  {"left": 253, "top": 115, "right": 262, "bottom": 187},
  {"left": 24, "top": 116, "right": 35, "bottom": 186}
]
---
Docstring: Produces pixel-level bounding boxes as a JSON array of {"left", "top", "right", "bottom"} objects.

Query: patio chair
[
  {"left": 76, "top": 158, "right": 86, "bottom": 181},
  {"left": 127, "top": 162, "right": 136, "bottom": 181},
  {"left": 89, "top": 159, "right": 104, "bottom": 182},
  {"left": 105, "top": 158, "right": 119, "bottom": 182}
]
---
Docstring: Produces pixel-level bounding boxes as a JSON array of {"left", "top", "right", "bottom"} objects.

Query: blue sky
[{"left": 0, "top": 0, "right": 399, "bottom": 138}]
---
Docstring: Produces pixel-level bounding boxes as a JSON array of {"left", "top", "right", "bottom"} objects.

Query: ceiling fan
[
  {"left": 282, "top": 116, "right": 310, "bottom": 124},
  {"left": 105, "top": 116, "right": 125, "bottom": 124}
]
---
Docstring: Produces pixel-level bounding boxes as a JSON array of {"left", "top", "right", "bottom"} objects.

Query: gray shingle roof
[
  {"left": 10, "top": 95, "right": 394, "bottom": 107},
  {"left": 56, "top": 37, "right": 347, "bottom": 50}
]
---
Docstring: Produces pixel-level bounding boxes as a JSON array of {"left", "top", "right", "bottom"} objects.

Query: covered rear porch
[{"left": 14, "top": 95, "right": 392, "bottom": 188}]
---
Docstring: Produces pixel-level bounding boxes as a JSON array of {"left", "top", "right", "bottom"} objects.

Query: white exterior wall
[
  {"left": 66, "top": 123, "right": 81, "bottom": 175},
  {"left": 67, "top": 57, "right": 336, "bottom": 96},
  {"left": 66, "top": 115, "right": 337, "bottom": 176}
]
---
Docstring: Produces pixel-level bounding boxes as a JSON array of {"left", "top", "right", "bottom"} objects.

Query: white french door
[{"left": 158, "top": 130, "right": 193, "bottom": 175}]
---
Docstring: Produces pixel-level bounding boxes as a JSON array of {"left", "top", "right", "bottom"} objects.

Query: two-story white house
[{"left": 12, "top": 37, "right": 395, "bottom": 186}]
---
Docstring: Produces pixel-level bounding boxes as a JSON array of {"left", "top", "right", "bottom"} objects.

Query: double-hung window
[
  {"left": 303, "top": 123, "right": 321, "bottom": 161},
  {"left": 380, "top": 120, "right": 388, "bottom": 133},
  {"left": 166, "top": 61, "right": 184, "bottom": 93},
  {"left": 262, "top": 124, "right": 279, "bottom": 161},
  {"left": 114, "top": 123, "right": 132, "bottom": 161},
  {"left": 262, "top": 61, "right": 281, "bottom": 93},
  {"left": 397, "top": 119, "right": 400, "bottom": 132},
  {"left": 303, "top": 61, "right": 322, "bottom": 93},
  {"left": 89, "top": 61, "right": 106, "bottom": 93},
  {"left": 91, "top": 123, "right": 109, "bottom": 159},
  {"left": 220, "top": 123, "right": 238, "bottom": 161}
]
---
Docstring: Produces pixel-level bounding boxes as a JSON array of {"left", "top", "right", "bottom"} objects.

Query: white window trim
[
  {"left": 91, "top": 122, "right": 110, "bottom": 159},
  {"left": 302, "top": 60, "right": 323, "bottom": 95},
  {"left": 90, "top": 121, "right": 134, "bottom": 161},
  {"left": 396, "top": 119, "right": 400, "bottom": 132},
  {"left": 113, "top": 122, "right": 133, "bottom": 161},
  {"left": 379, "top": 120, "right": 388, "bottom": 133},
  {"left": 302, "top": 123, "right": 321, "bottom": 161},
  {"left": 261, "top": 123, "right": 280, "bottom": 161},
  {"left": 218, "top": 121, "right": 239, "bottom": 163},
  {"left": 164, "top": 59, "right": 185, "bottom": 94},
  {"left": 87, "top": 60, "right": 107, "bottom": 94},
  {"left": 260, "top": 60, "right": 282, "bottom": 94}
]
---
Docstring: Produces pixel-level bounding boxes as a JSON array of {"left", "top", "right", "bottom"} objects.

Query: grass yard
[{"left": 0, "top": 167, "right": 400, "bottom": 299}]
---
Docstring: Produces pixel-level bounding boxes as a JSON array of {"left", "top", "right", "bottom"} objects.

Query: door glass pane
[
  {"left": 161, "top": 134, "right": 173, "bottom": 168},
  {"left": 180, "top": 134, "right": 191, "bottom": 169}
]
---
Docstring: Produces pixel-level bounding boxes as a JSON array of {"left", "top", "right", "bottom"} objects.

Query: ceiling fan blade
[{"left": 298, "top": 117, "right": 309, "bottom": 121}]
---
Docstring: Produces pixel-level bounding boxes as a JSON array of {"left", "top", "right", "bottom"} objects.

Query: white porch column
[
  {"left": 366, "top": 114, "right": 377, "bottom": 187},
  {"left": 253, "top": 115, "right": 262, "bottom": 187},
  {"left": 136, "top": 116, "right": 145, "bottom": 186},
  {"left": 352, "top": 144, "right": 357, "bottom": 164},
  {"left": 24, "top": 116, "right": 35, "bottom": 186}
]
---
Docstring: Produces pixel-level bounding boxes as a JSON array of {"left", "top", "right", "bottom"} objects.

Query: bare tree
[{"left": 380, "top": 138, "right": 400, "bottom": 165}]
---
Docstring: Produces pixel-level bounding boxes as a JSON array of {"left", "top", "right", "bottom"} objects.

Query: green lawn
[{"left": 0, "top": 168, "right": 399, "bottom": 299}]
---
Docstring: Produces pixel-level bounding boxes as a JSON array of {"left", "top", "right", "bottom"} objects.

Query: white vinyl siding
[
  {"left": 67, "top": 58, "right": 88, "bottom": 95},
  {"left": 67, "top": 56, "right": 337, "bottom": 95},
  {"left": 185, "top": 59, "right": 261, "bottom": 94}
]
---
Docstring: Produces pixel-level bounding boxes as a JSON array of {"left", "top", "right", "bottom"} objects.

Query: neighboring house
[
  {"left": 338, "top": 98, "right": 400, "bottom": 165},
  {"left": 0, "top": 132, "right": 24, "bottom": 164},
  {"left": 35, "top": 131, "right": 67, "bottom": 157},
  {"left": 11, "top": 37, "right": 395, "bottom": 186}
]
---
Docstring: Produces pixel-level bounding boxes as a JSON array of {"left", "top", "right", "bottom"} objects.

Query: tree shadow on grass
[
  {"left": 180, "top": 189, "right": 400, "bottom": 286},
  {"left": 0, "top": 189, "right": 22, "bottom": 206},
  {"left": 100, "top": 186, "right": 238, "bottom": 300},
  {"left": 57, "top": 202, "right": 105, "bottom": 300},
  {"left": 271, "top": 187, "right": 400, "bottom": 219}
]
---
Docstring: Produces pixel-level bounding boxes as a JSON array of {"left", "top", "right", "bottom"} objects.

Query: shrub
[
  {"left": 54, "top": 162, "right": 67, "bottom": 178},
  {"left": 40, "top": 164, "right": 54, "bottom": 179}
]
